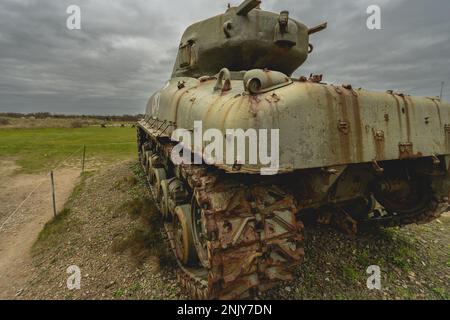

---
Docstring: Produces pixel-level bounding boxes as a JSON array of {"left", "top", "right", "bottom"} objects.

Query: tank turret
[{"left": 172, "top": 0, "right": 327, "bottom": 78}]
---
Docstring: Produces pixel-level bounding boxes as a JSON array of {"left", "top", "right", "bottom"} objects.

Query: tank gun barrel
[
  {"left": 236, "top": 0, "right": 261, "bottom": 16},
  {"left": 308, "top": 22, "right": 328, "bottom": 35}
]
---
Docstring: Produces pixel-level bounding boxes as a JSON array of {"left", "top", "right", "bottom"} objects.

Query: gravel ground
[
  {"left": 21, "top": 161, "right": 449, "bottom": 300},
  {"left": 263, "top": 216, "right": 449, "bottom": 300}
]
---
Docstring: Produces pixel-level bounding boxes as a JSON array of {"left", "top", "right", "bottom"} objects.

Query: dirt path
[{"left": 0, "top": 160, "right": 80, "bottom": 299}]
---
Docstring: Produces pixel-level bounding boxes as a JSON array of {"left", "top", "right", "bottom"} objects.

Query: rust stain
[
  {"left": 400, "top": 95, "right": 412, "bottom": 142},
  {"left": 264, "top": 92, "right": 281, "bottom": 128},
  {"left": 249, "top": 95, "right": 262, "bottom": 117},
  {"left": 174, "top": 86, "right": 196, "bottom": 123},
  {"left": 398, "top": 142, "right": 422, "bottom": 159},
  {"left": 392, "top": 94, "right": 403, "bottom": 134},
  {"left": 373, "top": 129, "right": 386, "bottom": 160},
  {"left": 431, "top": 99, "right": 443, "bottom": 127},
  {"left": 349, "top": 90, "right": 364, "bottom": 162},
  {"left": 406, "top": 95, "right": 417, "bottom": 125},
  {"left": 323, "top": 85, "right": 338, "bottom": 157},
  {"left": 337, "top": 88, "right": 351, "bottom": 163}
]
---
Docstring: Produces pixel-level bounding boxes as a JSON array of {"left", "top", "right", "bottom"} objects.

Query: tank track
[
  {"left": 316, "top": 185, "right": 448, "bottom": 235},
  {"left": 360, "top": 198, "right": 448, "bottom": 229},
  {"left": 332, "top": 186, "right": 449, "bottom": 235},
  {"left": 138, "top": 124, "right": 304, "bottom": 299}
]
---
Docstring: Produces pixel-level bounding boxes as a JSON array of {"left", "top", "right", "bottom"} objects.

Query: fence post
[
  {"left": 81, "top": 145, "right": 86, "bottom": 173},
  {"left": 50, "top": 171, "right": 57, "bottom": 218}
]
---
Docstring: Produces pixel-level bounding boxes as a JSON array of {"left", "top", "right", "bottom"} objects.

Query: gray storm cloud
[{"left": 0, "top": 0, "right": 449, "bottom": 115}]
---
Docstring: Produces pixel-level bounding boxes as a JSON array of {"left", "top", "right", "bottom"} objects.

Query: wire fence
[{"left": 0, "top": 142, "right": 135, "bottom": 233}]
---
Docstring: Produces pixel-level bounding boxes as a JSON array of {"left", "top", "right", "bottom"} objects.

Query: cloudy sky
[{"left": 0, "top": 0, "right": 449, "bottom": 115}]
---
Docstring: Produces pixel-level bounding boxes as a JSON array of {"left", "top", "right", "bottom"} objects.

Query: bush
[
  {"left": 0, "top": 117, "right": 11, "bottom": 126},
  {"left": 70, "top": 120, "right": 84, "bottom": 128}
]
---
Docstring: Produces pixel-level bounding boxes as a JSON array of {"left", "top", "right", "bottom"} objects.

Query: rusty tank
[{"left": 137, "top": 0, "right": 450, "bottom": 299}]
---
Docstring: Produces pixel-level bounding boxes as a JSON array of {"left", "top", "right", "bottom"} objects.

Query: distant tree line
[{"left": 0, "top": 112, "right": 144, "bottom": 121}]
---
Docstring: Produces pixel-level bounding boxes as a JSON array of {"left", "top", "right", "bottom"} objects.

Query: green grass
[
  {"left": 33, "top": 172, "right": 91, "bottom": 252},
  {"left": 431, "top": 287, "right": 450, "bottom": 300},
  {"left": 341, "top": 264, "right": 360, "bottom": 283},
  {"left": 0, "top": 126, "right": 137, "bottom": 173},
  {"left": 112, "top": 288, "right": 125, "bottom": 299},
  {"left": 35, "top": 208, "right": 74, "bottom": 244},
  {"left": 112, "top": 196, "right": 174, "bottom": 266},
  {"left": 356, "top": 248, "right": 371, "bottom": 266}
]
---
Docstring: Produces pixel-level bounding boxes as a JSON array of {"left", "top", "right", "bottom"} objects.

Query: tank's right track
[
  {"left": 138, "top": 125, "right": 304, "bottom": 299},
  {"left": 360, "top": 198, "right": 448, "bottom": 229},
  {"left": 329, "top": 188, "right": 448, "bottom": 235}
]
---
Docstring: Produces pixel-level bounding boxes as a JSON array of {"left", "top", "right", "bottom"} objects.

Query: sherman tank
[{"left": 137, "top": 0, "right": 450, "bottom": 299}]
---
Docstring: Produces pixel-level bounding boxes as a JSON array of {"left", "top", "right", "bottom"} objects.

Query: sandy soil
[{"left": 0, "top": 160, "right": 79, "bottom": 298}]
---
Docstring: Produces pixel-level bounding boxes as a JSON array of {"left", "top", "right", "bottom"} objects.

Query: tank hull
[
  {"left": 138, "top": 71, "right": 450, "bottom": 299},
  {"left": 145, "top": 76, "right": 450, "bottom": 173}
]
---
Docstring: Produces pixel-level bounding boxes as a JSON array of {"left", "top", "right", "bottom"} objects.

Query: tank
[{"left": 137, "top": 0, "right": 450, "bottom": 299}]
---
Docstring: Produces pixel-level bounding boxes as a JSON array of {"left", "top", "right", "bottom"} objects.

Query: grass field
[{"left": 0, "top": 126, "right": 137, "bottom": 173}]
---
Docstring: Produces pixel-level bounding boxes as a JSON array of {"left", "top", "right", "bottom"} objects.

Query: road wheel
[
  {"left": 140, "top": 145, "right": 148, "bottom": 166},
  {"left": 173, "top": 205, "right": 198, "bottom": 266},
  {"left": 374, "top": 176, "right": 433, "bottom": 217},
  {"left": 144, "top": 151, "right": 152, "bottom": 174},
  {"left": 191, "top": 194, "right": 210, "bottom": 269},
  {"left": 153, "top": 168, "right": 166, "bottom": 202},
  {"left": 149, "top": 155, "right": 162, "bottom": 184},
  {"left": 160, "top": 179, "right": 170, "bottom": 221}
]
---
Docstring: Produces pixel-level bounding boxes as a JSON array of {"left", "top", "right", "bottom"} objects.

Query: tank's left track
[{"left": 137, "top": 121, "right": 305, "bottom": 299}]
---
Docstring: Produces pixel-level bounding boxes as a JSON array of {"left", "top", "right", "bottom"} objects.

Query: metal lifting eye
[{"left": 214, "top": 68, "right": 232, "bottom": 92}]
